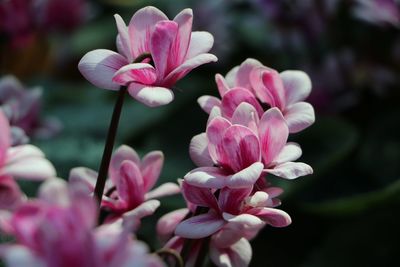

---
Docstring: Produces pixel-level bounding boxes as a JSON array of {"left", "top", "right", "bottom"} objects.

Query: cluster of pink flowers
[{"left": 0, "top": 6, "right": 315, "bottom": 267}]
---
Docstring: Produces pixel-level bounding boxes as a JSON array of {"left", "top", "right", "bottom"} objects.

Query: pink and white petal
[
  {"left": 265, "top": 162, "right": 313, "bottom": 179},
  {"left": 249, "top": 67, "right": 276, "bottom": 107},
  {"left": 221, "top": 88, "right": 264, "bottom": 119},
  {"left": 0, "top": 110, "right": 10, "bottom": 166},
  {"left": 284, "top": 102, "right": 315, "bottom": 133},
  {"left": 163, "top": 53, "right": 218, "bottom": 86},
  {"left": 109, "top": 145, "right": 140, "bottom": 184},
  {"left": 280, "top": 70, "right": 312, "bottom": 105},
  {"left": 225, "top": 66, "right": 238, "bottom": 87},
  {"left": 122, "top": 200, "right": 160, "bottom": 232},
  {"left": 222, "top": 125, "right": 260, "bottom": 172},
  {"left": 231, "top": 102, "right": 259, "bottom": 133},
  {"left": 235, "top": 58, "right": 263, "bottom": 90},
  {"left": 245, "top": 191, "right": 269, "bottom": 208},
  {"left": 210, "top": 238, "right": 252, "bottom": 267},
  {"left": 264, "top": 187, "right": 284, "bottom": 198},
  {"left": 141, "top": 151, "right": 164, "bottom": 191},
  {"left": 145, "top": 182, "right": 180, "bottom": 200},
  {"left": 215, "top": 73, "right": 230, "bottom": 96},
  {"left": 128, "top": 6, "right": 168, "bottom": 57},
  {"left": 184, "top": 166, "right": 229, "bottom": 189},
  {"left": 175, "top": 212, "right": 224, "bottom": 239},
  {"left": 3, "top": 155, "right": 55, "bottom": 181},
  {"left": 117, "top": 161, "right": 145, "bottom": 207},
  {"left": 189, "top": 133, "right": 214, "bottom": 167},
  {"left": 2, "top": 245, "right": 45, "bottom": 267},
  {"left": 258, "top": 108, "right": 289, "bottom": 165},
  {"left": 0, "top": 175, "right": 24, "bottom": 211},
  {"left": 112, "top": 63, "right": 157, "bottom": 86},
  {"left": 207, "top": 106, "right": 222, "bottom": 125},
  {"left": 128, "top": 83, "right": 174, "bottom": 107},
  {"left": 172, "top": 8, "right": 193, "bottom": 64},
  {"left": 186, "top": 31, "right": 214, "bottom": 59},
  {"left": 247, "top": 207, "right": 291, "bottom": 227},
  {"left": 38, "top": 178, "right": 69, "bottom": 206},
  {"left": 206, "top": 117, "right": 231, "bottom": 165},
  {"left": 197, "top": 95, "right": 221, "bottom": 114},
  {"left": 157, "top": 208, "right": 188, "bottom": 241},
  {"left": 78, "top": 49, "right": 128, "bottom": 90},
  {"left": 181, "top": 181, "right": 219, "bottom": 211},
  {"left": 271, "top": 142, "right": 302, "bottom": 165},
  {"left": 114, "top": 14, "right": 132, "bottom": 62},
  {"left": 218, "top": 187, "right": 252, "bottom": 215},
  {"left": 226, "top": 162, "right": 264, "bottom": 189},
  {"left": 68, "top": 167, "right": 97, "bottom": 192}
]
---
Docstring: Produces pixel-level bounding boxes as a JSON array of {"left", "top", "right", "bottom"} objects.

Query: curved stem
[{"left": 94, "top": 86, "right": 127, "bottom": 205}]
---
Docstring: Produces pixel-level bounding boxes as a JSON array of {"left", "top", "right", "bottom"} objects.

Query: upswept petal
[
  {"left": 128, "top": 6, "right": 168, "bottom": 57},
  {"left": 151, "top": 20, "right": 178, "bottom": 80},
  {"left": 184, "top": 166, "right": 229, "bottom": 189},
  {"left": 231, "top": 102, "right": 259, "bottom": 133},
  {"left": 225, "top": 66, "right": 239, "bottom": 87},
  {"left": 181, "top": 181, "right": 219, "bottom": 211},
  {"left": 235, "top": 58, "right": 263, "bottom": 91},
  {"left": 271, "top": 142, "right": 302, "bottom": 165},
  {"left": 122, "top": 199, "right": 160, "bottom": 232},
  {"left": 221, "top": 88, "right": 264, "bottom": 119},
  {"left": 186, "top": 31, "right": 214, "bottom": 59},
  {"left": 38, "top": 179, "right": 69, "bottom": 206},
  {"left": 218, "top": 187, "right": 252, "bottom": 215},
  {"left": 206, "top": 117, "right": 231, "bottom": 166},
  {"left": 109, "top": 145, "right": 140, "bottom": 185},
  {"left": 215, "top": 73, "right": 230, "bottom": 96},
  {"left": 261, "top": 68, "right": 286, "bottom": 109},
  {"left": 69, "top": 167, "right": 97, "bottom": 192},
  {"left": 265, "top": 162, "right": 313, "bottom": 179},
  {"left": 0, "top": 110, "right": 10, "bottom": 166},
  {"left": 157, "top": 208, "right": 188, "bottom": 241},
  {"left": 78, "top": 49, "right": 128, "bottom": 90},
  {"left": 247, "top": 207, "right": 291, "bottom": 227},
  {"left": 189, "top": 133, "right": 213, "bottom": 167},
  {"left": 117, "top": 161, "right": 145, "bottom": 208},
  {"left": 140, "top": 151, "right": 164, "bottom": 191},
  {"left": 222, "top": 125, "right": 260, "bottom": 172},
  {"left": 172, "top": 8, "right": 193, "bottom": 64},
  {"left": 245, "top": 191, "right": 269, "bottom": 208},
  {"left": 280, "top": 70, "right": 312, "bottom": 105},
  {"left": 114, "top": 14, "right": 132, "bottom": 62},
  {"left": 112, "top": 63, "right": 157, "bottom": 86},
  {"left": 226, "top": 162, "right": 264, "bottom": 189},
  {"left": 284, "top": 102, "right": 315, "bottom": 133},
  {"left": 258, "top": 108, "right": 288, "bottom": 165},
  {"left": 145, "top": 182, "right": 180, "bottom": 200},
  {"left": 209, "top": 238, "right": 252, "bottom": 267},
  {"left": 207, "top": 106, "right": 222, "bottom": 125},
  {"left": 128, "top": 83, "right": 174, "bottom": 107},
  {"left": 163, "top": 53, "right": 218, "bottom": 86},
  {"left": 175, "top": 212, "right": 224, "bottom": 239},
  {"left": 197, "top": 95, "right": 221, "bottom": 114}
]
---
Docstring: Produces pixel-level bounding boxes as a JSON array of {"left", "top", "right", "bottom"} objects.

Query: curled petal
[
  {"left": 181, "top": 181, "right": 219, "bottom": 211},
  {"left": 141, "top": 151, "right": 164, "bottom": 191},
  {"left": 112, "top": 63, "right": 157, "bottom": 86},
  {"left": 78, "top": 49, "right": 128, "bottom": 90},
  {"left": 218, "top": 187, "right": 252, "bottom": 215},
  {"left": 226, "top": 162, "right": 264, "bottom": 189},
  {"left": 235, "top": 58, "right": 263, "bottom": 90},
  {"left": 145, "top": 182, "right": 180, "bottom": 200},
  {"left": 128, "top": 83, "right": 174, "bottom": 107},
  {"left": 207, "top": 106, "right": 222, "bottom": 125},
  {"left": 157, "top": 208, "right": 189, "bottom": 241},
  {"left": 69, "top": 167, "right": 97, "bottom": 192},
  {"left": 206, "top": 117, "right": 231, "bottom": 166},
  {"left": 117, "top": 161, "right": 144, "bottom": 208},
  {"left": 271, "top": 142, "right": 302, "bottom": 165},
  {"left": 110, "top": 145, "right": 140, "bottom": 185},
  {"left": 210, "top": 238, "right": 252, "bottom": 267},
  {"left": 225, "top": 66, "right": 239, "bottom": 87},
  {"left": 284, "top": 102, "right": 315, "bottom": 133},
  {"left": 247, "top": 207, "right": 291, "bottom": 227},
  {"left": 175, "top": 212, "right": 224, "bottom": 239},
  {"left": 231, "top": 102, "right": 260, "bottom": 134},
  {"left": 114, "top": 14, "right": 132, "bottom": 62},
  {"left": 215, "top": 73, "right": 230, "bottom": 96},
  {"left": 197, "top": 95, "right": 221, "bottom": 114},
  {"left": 221, "top": 88, "right": 263, "bottom": 119},
  {"left": 265, "top": 162, "right": 313, "bottom": 179},
  {"left": 122, "top": 200, "right": 160, "bottom": 232},
  {"left": 186, "top": 31, "right": 214, "bottom": 59},
  {"left": 184, "top": 166, "right": 229, "bottom": 189},
  {"left": 280, "top": 70, "right": 312, "bottom": 105},
  {"left": 172, "top": 8, "right": 193, "bottom": 64},
  {"left": 189, "top": 133, "right": 213, "bottom": 167}
]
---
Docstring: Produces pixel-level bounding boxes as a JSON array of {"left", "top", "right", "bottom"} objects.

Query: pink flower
[
  {"left": 186, "top": 104, "right": 313, "bottom": 188},
  {"left": 69, "top": 145, "right": 179, "bottom": 224},
  {"left": 78, "top": 6, "right": 217, "bottom": 107},
  {"left": 198, "top": 58, "right": 315, "bottom": 133},
  {"left": 0, "top": 109, "right": 56, "bottom": 181},
  {"left": 353, "top": 0, "right": 400, "bottom": 27}
]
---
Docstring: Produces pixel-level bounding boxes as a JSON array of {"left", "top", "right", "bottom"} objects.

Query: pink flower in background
[
  {"left": 70, "top": 145, "right": 179, "bottom": 224},
  {"left": 0, "top": 109, "right": 56, "bottom": 182},
  {"left": 198, "top": 58, "right": 315, "bottom": 133},
  {"left": 78, "top": 6, "right": 217, "bottom": 107},
  {"left": 353, "top": 0, "right": 400, "bottom": 27},
  {"left": 0, "top": 179, "right": 165, "bottom": 267}
]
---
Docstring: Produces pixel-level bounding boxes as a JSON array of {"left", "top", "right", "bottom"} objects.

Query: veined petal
[
  {"left": 247, "top": 207, "right": 291, "bottom": 227},
  {"left": 215, "top": 73, "right": 230, "bottom": 96},
  {"left": 141, "top": 151, "right": 164, "bottom": 191},
  {"left": 114, "top": 14, "right": 132, "bottom": 62},
  {"left": 258, "top": 108, "right": 288, "bottom": 166},
  {"left": 110, "top": 145, "right": 140, "bottom": 185},
  {"left": 172, "top": 8, "right": 193, "bottom": 64},
  {"left": 271, "top": 142, "right": 302, "bottom": 165},
  {"left": 231, "top": 102, "right": 260, "bottom": 133},
  {"left": 122, "top": 200, "right": 160, "bottom": 231},
  {"left": 221, "top": 88, "right": 263, "bottom": 119},
  {"left": 218, "top": 187, "right": 252, "bottom": 215},
  {"left": 128, "top": 6, "right": 168, "bottom": 57},
  {"left": 197, "top": 95, "right": 221, "bottom": 114},
  {"left": 207, "top": 106, "right": 222, "bottom": 125},
  {"left": 235, "top": 58, "right": 263, "bottom": 90},
  {"left": 186, "top": 31, "right": 214, "bottom": 59},
  {"left": 175, "top": 212, "right": 224, "bottom": 239},
  {"left": 181, "top": 181, "right": 219, "bottom": 211},
  {"left": 189, "top": 133, "right": 214, "bottom": 167},
  {"left": 145, "top": 182, "right": 180, "bottom": 199},
  {"left": 117, "top": 161, "right": 145, "bottom": 208},
  {"left": 0, "top": 110, "right": 11, "bottom": 166},
  {"left": 284, "top": 102, "right": 315, "bottom": 133},
  {"left": 157, "top": 208, "right": 188, "bottom": 241},
  {"left": 78, "top": 49, "right": 128, "bottom": 90},
  {"left": 112, "top": 63, "right": 157, "bottom": 86},
  {"left": 209, "top": 238, "right": 252, "bottom": 267},
  {"left": 206, "top": 117, "right": 231, "bottom": 166},
  {"left": 184, "top": 166, "right": 229, "bottom": 189},
  {"left": 265, "top": 162, "right": 313, "bottom": 179},
  {"left": 260, "top": 68, "right": 286, "bottom": 109},
  {"left": 226, "top": 162, "right": 264, "bottom": 188},
  {"left": 280, "top": 70, "right": 312, "bottom": 105},
  {"left": 128, "top": 83, "right": 174, "bottom": 107}
]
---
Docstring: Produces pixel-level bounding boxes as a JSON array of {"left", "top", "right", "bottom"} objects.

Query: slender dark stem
[
  {"left": 194, "top": 237, "right": 210, "bottom": 267},
  {"left": 94, "top": 86, "right": 127, "bottom": 205}
]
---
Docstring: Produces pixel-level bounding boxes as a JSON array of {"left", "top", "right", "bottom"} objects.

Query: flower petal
[
  {"left": 117, "top": 161, "right": 145, "bottom": 208},
  {"left": 258, "top": 108, "right": 288, "bottom": 166},
  {"left": 226, "top": 162, "right": 264, "bottom": 189},
  {"left": 38, "top": 178, "right": 69, "bottom": 206},
  {"left": 112, "top": 63, "right": 157, "bottom": 86},
  {"left": 280, "top": 70, "right": 312, "bottom": 105},
  {"left": 221, "top": 88, "right": 263, "bottom": 119},
  {"left": 271, "top": 142, "right": 302, "bottom": 165},
  {"left": 265, "top": 162, "right": 313, "bottom": 179},
  {"left": 0, "top": 110, "right": 10, "bottom": 166},
  {"left": 284, "top": 102, "right": 315, "bottom": 133},
  {"left": 68, "top": 167, "right": 97, "bottom": 192},
  {"left": 235, "top": 58, "right": 263, "bottom": 90},
  {"left": 184, "top": 166, "right": 229, "bottom": 189},
  {"left": 122, "top": 199, "right": 160, "bottom": 231},
  {"left": 172, "top": 8, "right": 193, "bottom": 64},
  {"left": 141, "top": 151, "right": 164, "bottom": 191},
  {"left": 247, "top": 207, "right": 291, "bottom": 227},
  {"left": 2, "top": 245, "right": 45, "bottom": 267},
  {"left": 157, "top": 208, "right": 188, "bottom": 241},
  {"left": 218, "top": 187, "right": 252, "bottom": 215},
  {"left": 231, "top": 102, "right": 259, "bottom": 133},
  {"left": 215, "top": 73, "right": 230, "bottom": 96},
  {"left": 209, "top": 238, "right": 252, "bottom": 267},
  {"left": 110, "top": 145, "right": 140, "bottom": 185},
  {"left": 128, "top": 83, "right": 174, "bottom": 107},
  {"left": 206, "top": 117, "right": 231, "bottom": 166},
  {"left": 189, "top": 133, "right": 214, "bottom": 167},
  {"left": 78, "top": 49, "right": 128, "bottom": 90},
  {"left": 181, "top": 181, "right": 219, "bottom": 211},
  {"left": 175, "top": 212, "right": 224, "bottom": 239},
  {"left": 197, "top": 95, "right": 221, "bottom": 114},
  {"left": 145, "top": 182, "right": 180, "bottom": 199},
  {"left": 186, "top": 31, "right": 214, "bottom": 59},
  {"left": 114, "top": 14, "right": 132, "bottom": 62},
  {"left": 0, "top": 175, "right": 24, "bottom": 211}
]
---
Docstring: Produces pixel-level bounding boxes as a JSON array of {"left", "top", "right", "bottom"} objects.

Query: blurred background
[{"left": 1, "top": 0, "right": 399, "bottom": 266}]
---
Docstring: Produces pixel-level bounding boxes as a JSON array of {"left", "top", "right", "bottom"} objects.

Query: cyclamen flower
[
  {"left": 353, "top": 0, "right": 400, "bottom": 27},
  {"left": 0, "top": 179, "right": 165, "bottom": 267},
  {"left": 187, "top": 103, "right": 313, "bottom": 189},
  {"left": 198, "top": 58, "right": 315, "bottom": 133},
  {"left": 69, "top": 145, "right": 179, "bottom": 224},
  {"left": 78, "top": 6, "right": 217, "bottom": 107}
]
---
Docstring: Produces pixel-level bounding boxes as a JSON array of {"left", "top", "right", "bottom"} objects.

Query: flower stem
[{"left": 94, "top": 86, "right": 127, "bottom": 206}]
